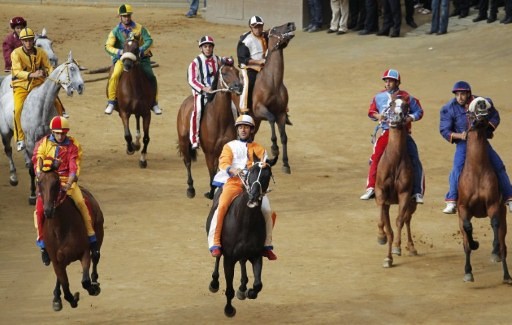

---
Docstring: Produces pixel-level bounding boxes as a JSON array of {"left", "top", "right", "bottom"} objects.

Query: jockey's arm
[
  {"left": 139, "top": 26, "right": 153, "bottom": 55},
  {"left": 10, "top": 50, "right": 30, "bottom": 80},
  {"left": 187, "top": 61, "right": 206, "bottom": 93},
  {"left": 408, "top": 96, "right": 424, "bottom": 122},
  {"left": 105, "top": 30, "right": 122, "bottom": 59},
  {"left": 219, "top": 145, "right": 236, "bottom": 176}
]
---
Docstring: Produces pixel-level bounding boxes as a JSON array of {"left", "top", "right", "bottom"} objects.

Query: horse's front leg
[
  {"left": 81, "top": 252, "right": 101, "bottom": 296},
  {"left": 490, "top": 214, "right": 502, "bottom": 263},
  {"left": 209, "top": 256, "right": 220, "bottom": 293},
  {"left": 1, "top": 134, "right": 18, "bottom": 186},
  {"left": 139, "top": 115, "right": 150, "bottom": 169},
  {"left": 247, "top": 256, "right": 263, "bottom": 299},
  {"left": 121, "top": 114, "right": 135, "bottom": 155},
  {"left": 377, "top": 204, "right": 393, "bottom": 268},
  {"left": 236, "top": 260, "right": 248, "bottom": 300},
  {"left": 28, "top": 162, "right": 37, "bottom": 205},
  {"left": 459, "top": 214, "right": 478, "bottom": 282},
  {"left": 204, "top": 152, "right": 218, "bottom": 200},
  {"left": 223, "top": 257, "right": 237, "bottom": 317},
  {"left": 392, "top": 197, "right": 410, "bottom": 257},
  {"left": 276, "top": 116, "right": 290, "bottom": 174},
  {"left": 52, "top": 280, "right": 63, "bottom": 311},
  {"left": 52, "top": 264, "right": 79, "bottom": 309}
]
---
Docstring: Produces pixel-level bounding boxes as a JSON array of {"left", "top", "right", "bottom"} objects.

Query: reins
[
  {"left": 209, "top": 65, "right": 233, "bottom": 94},
  {"left": 47, "top": 61, "right": 75, "bottom": 88},
  {"left": 238, "top": 162, "right": 273, "bottom": 197}
]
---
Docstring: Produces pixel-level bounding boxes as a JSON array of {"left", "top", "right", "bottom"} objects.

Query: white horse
[{"left": 0, "top": 52, "right": 84, "bottom": 204}]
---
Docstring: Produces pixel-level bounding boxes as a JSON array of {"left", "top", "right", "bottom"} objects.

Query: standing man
[
  {"left": 104, "top": 4, "right": 162, "bottom": 115},
  {"left": 237, "top": 15, "right": 268, "bottom": 114}
]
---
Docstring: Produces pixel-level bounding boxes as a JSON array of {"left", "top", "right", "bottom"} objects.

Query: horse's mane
[{"left": 206, "top": 69, "right": 221, "bottom": 103}]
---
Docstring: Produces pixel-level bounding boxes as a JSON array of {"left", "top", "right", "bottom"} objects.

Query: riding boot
[{"left": 41, "top": 248, "right": 50, "bottom": 266}]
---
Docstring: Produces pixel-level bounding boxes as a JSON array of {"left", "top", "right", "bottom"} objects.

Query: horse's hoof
[
  {"left": 377, "top": 236, "right": 387, "bottom": 245},
  {"left": 28, "top": 196, "right": 36, "bottom": 205},
  {"left": 70, "top": 292, "right": 80, "bottom": 308},
  {"left": 126, "top": 149, "right": 135, "bottom": 155},
  {"left": 139, "top": 160, "right": 147, "bottom": 168},
  {"left": 209, "top": 282, "right": 219, "bottom": 293},
  {"left": 463, "top": 273, "right": 474, "bottom": 282},
  {"left": 9, "top": 177, "right": 18, "bottom": 186},
  {"left": 470, "top": 241, "right": 480, "bottom": 250},
  {"left": 236, "top": 289, "right": 247, "bottom": 300},
  {"left": 246, "top": 289, "right": 258, "bottom": 299},
  {"left": 392, "top": 247, "right": 402, "bottom": 256},
  {"left": 204, "top": 191, "right": 213, "bottom": 200},
  {"left": 52, "top": 298, "right": 62, "bottom": 312},
  {"left": 383, "top": 257, "right": 393, "bottom": 268},
  {"left": 282, "top": 165, "right": 291, "bottom": 174},
  {"left": 491, "top": 254, "right": 502, "bottom": 263},
  {"left": 88, "top": 284, "right": 101, "bottom": 296},
  {"left": 224, "top": 305, "right": 236, "bottom": 318},
  {"left": 187, "top": 188, "right": 196, "bottom": 199},
  {"left": 503, "top": 277, "right": 512, "bottom": 285}
]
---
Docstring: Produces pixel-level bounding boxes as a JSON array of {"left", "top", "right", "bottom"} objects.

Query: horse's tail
[
  {"left": 176, "top": 143, "right": 198, "bottom": 162},
  {"left": 286, "top": 114, "right": 293, "bottom": 126}
]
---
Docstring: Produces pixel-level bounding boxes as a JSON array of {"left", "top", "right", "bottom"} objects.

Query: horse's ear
[
  {"left": 41, "top": 28, "right": 47, "bottom": 37},
  {"left": 67, "top": 51, "right": 73, "bottom": 63},
  {"left": 252, "top": 152, "right": 261, "bottom": 163},
  {"left": 266, "top": 155, "right": 279, "bottom": 167}
]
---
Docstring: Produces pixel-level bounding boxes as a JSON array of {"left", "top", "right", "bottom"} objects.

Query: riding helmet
[
  {"left": 10, "top": 16, "right": 27, "bottom": 29},
  {"left": 50, "top": 116, "right": 70, "bottom": 133},
  {"left": 382, "top": 69, "right": 401, "bottom": 82},
  {"left": 235, "top": 115, "right": 255, "bottom": 127},
  {"left": 198, "top": 35, "right": 215, "bottom": 47},
  {"left": 249, "top": 16, "right": 264, "bottom": 26},
  {"left": 19, "top": 27, "right": 35, "bottom": 40},
  {"left": 452, "top": 81, "right": 471, "bottom": 94},
  {"left": 118, "top": 4, "right": 133, "bottom": 16}
]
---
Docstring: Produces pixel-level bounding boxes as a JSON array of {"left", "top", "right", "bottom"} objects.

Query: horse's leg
[
  {"left": 91, "top": 245, "right": 101, "bottom": 285},
  {"left": 460, "top": 214, "right": 478, "bottom": 282},
  {"left": 490, "top": 215, "right": 502, "bottom": 263},
  {"left": 378, "top": 204, "right": 393, "bottom": 268},
  {"left": 247, "top": 257, "right": 263, "bottom": 299},
  {"left": 204, "top": 153, "right": 217, "bottom": 200},
  {"left": 139, "top": 115, "right": 150, "bottom": 169},
  {"left": 236, "top": 260, "right": 248, "bottom": 300},
  {"left": 1, "top": 134, "right": 18, "bottom": 186},
  {"left": 52, "top": 264, "right": 80, "bottom": 308},
  {"left": 276, "top": 116, "right": 291, "bottom": 174},
  {"left": 52, "top": 279, "right": 63, "bottom": 311},
  {"left": 28, "top": 163, "right": 37, "bottom": 205},
  {"left": 495, "top": 213, "right": 512, "bottom": 284},
  {"left": 81, "top": 252, "right": 101, "bottom": 296},
  {"left": 223, "top": 257, "right": 237, "bottom": 317},
  {"left": 209, "top": 256, "right": 220, "bottom": 293},
  {"left": 392, "top": 198, "right": 409, "bottom": 257},
  {"left": 121, "top": 113, "right": 135, "bottom": 155},
  {"left": 134, "top": 116, "right": 142, "bottom": 152},
  {"left": 404, "top": 213, "right": 418, "bottom": 256}
]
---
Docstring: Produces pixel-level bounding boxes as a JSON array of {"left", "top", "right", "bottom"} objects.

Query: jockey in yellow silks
[
  {"left": 207, "top": 115, "right": 277, "bottom": 260},
  {"left": 104, "top": 4, "right": 161, "bottom": 115},
  {"left": 32, "top": 116, "right": 99, "bottom": 266},
  {"left": 11, "top": 27, "right": 64, "bottom": 152}
]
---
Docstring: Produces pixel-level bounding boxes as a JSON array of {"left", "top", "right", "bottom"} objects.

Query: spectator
[
  {"left": 327, "top": 0, "right": 350, "bottom": 35},
  {"left": 472, "top": 0, "right": 498, "bottom": 22},
  {"left": 428, "top": 0, "right": 449, "bottom": 34},
  {"left": 358, "top": 0, "right": 380, "bottom": 34},
  {"left": 304, "top": 0, "right": 323, "bottom": 32}
]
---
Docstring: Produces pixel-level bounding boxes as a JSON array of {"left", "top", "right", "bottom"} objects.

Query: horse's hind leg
[
  {"left": 81, "top": 252, "right": 101, "bottom": 296},
  {"left": 247, "top": 257, "right": 263, "bottom": 299},
  {"left": 490, "top": 216, "right": 502, "bottom": 262},
  {"left": 236, "top": 260, "right": 248, "bottom": 300},
  {"left": 495, "top": 214, "right": 512, "bottom": 284},
  {"left": 52, "top": 280, "right": 63, "bottom": 311},
  {"left": 139, "top": 115, "right": 151, "bottom": 169},
  {"left": 209, "top": 256, "right": 220, "bottom": 293},
  {"left": 404, "top": 216, "right": 418, "bottom": 256},
  {"left": 2, "top": 134, "right": 18, "bottom": 186},
  {"left": 53, "top": 266, "right": 80, "bottom": 308},
  {"left": 223, "top": 258, "right": 237, "bottom": 317}
]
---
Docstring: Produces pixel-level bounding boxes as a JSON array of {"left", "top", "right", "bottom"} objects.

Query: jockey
[
  {"left": 104, "top": 4, "right": 162, "bottom": 115},
  {"left": 11, "top": 27, "right": 65, "bottom": 152},
  {"left": 2, "top": 16, "right": 26, "bottom": 72},
  {"left": 237, "top": 15, "right": 268, "bottom": 113},
  {"left": 208, "top": 115, "right": 277, "bottom": 260},
  {"left": 439, "top": 81, "right": 512, "bottom": 214},
  {"left": 360, "top": 69, "right": 425, "bottom": 203},
  {"left": 187, "top": 36, "right": 234, "bottom": 149},
  {"left": 32, "top": 116, "right": 100, "bottom": 266}
]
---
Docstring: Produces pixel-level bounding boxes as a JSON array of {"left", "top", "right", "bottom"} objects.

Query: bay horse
[
  {"left": 375, "top": 95, "right": 418, "bottom": 268},
  {"left": 249, "top": 22, "right": 296, "bottom": 174},
  {"left": 206, "top": 154, "right": 278, "bottom": 317},
  {"left": 176, "top": 60, "right": 243, "bottom": 199},
  {"left": 0, "top": 52, "right": 84, "bottom": 204},
  {"left": 457, "top": 97, "right": 511, "bottom": 283},
  {"left": 37, "top": 159, "right": 104, "bottom": 311},
  {"left": 109, "top": 34, "right": 156, "bottom": 168}
]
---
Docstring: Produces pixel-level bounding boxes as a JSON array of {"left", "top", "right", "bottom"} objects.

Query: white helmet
[{"left": 235, "top": 115, "right": 255, "bottom": 127}]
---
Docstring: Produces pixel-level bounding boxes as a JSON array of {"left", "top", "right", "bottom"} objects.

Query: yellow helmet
[
  {"left": 49, "top": 116, "right": 70, "bottom": 133},
  {"left": 118, "top": 4, "right": 134, "bottom": 16},
  {"left": 235, "top": 115, "right": 255, "bottom": 127},
  {"left": 19, "top": 27, "right": 35, "bottom": 40}
]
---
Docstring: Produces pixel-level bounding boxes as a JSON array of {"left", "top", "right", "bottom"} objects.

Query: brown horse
[
  {"left": 37, "top": 161, "right": 104, "bottom": 311},
  {"left": 375, "top": 95, "right": 418, "bottom": 268},
  {"left": 177, "top": 61, "right": 243, "bottom": 199},
  {"left": 457, "top": 97, "right": 511, "bottom": 283},
  {"left": 110, "top": 34, "right": 156, "bottom": 168},
  {"left": 249, "top": 22, "right": 296, "bottom": 174}
]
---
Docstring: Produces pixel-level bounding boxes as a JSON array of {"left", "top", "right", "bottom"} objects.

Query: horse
[
  {"left": 206, "top": 154, "right": 278, "bottom": 317},
  {"left": 36, "top": 159, "right": 104, "bottom": 311},
  {"left": 176, "top": 60, "right": 243, "bottom": 199},
  {"left": 249, "top": 22, "right": 296, "bottom": 174},
  {"left": 375, "top": 95, "right": 418, "bottom": 268},
  {"left": 457, "top": 97, "right": 512, "bottom": 283},
  {"left": 0, "top": 52, "right": 84, "bottom": 204},
  {"left": 109, "top": 34, "right": 156, "bottom": 168}
]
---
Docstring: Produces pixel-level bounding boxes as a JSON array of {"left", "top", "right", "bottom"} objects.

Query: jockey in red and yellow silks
[
  {"left": 32, "top": 116, "right": 98, "bottom": 266},
  {"left": 208, "top": 115, "right": 277, "bottom": 260}
]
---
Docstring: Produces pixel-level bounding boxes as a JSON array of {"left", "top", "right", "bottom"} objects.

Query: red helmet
[
  {"left": 49, "top": 116, "right": 70, "bottom": 133},
  {"left": 10, "top": 16, "right": 27, "bottom": 29},
  {"left": 382, "top": 69, "right": 401, "bottom": 82}
]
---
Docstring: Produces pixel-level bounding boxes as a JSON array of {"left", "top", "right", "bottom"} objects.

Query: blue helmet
[{"left": 452, "top": 81, "right": 471, "bottom": 94}]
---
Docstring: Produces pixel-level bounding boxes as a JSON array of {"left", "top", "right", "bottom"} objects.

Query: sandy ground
[{"left": 1, "top": 4, "right": 512, "bottom": 324}]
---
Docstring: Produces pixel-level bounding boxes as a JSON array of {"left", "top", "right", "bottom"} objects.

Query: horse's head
[
  {"left": 468, "top": 97, "right": 491, "bottom": 129},
  {"left": 120, "top": 33, "right": 140, "bottom": 72},
  {"left": 49, "top": 51, "right": 85, "bottom": 96},
  {"left": 36, "top": 157, "right": 66, "bottom": 218},
  {"left": 245, "top": 154, "right": 279, "bottom": 208},
  {"left": 35, "top": 28, "right": 58, "bottom": 67},
  {"left": 268, "top": 22, "right": 296, "bottom": 51},
  {"left": 213, "top": 57, "right": 243, "bottom": 95},
  {"left": 386, "top": 96, "right": 410, "bottom": 128}
]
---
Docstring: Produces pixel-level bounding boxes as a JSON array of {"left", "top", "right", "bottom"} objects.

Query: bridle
[
  {"left": 238, "top": 162, "right": 274, "bottom": 199},
  {"left": 268, "top": 28, "right": 294, "bottom": 51},
  {"left": 47, "top": 60, "right": 77, "bottom": 89},
  {"left": 38, "top": 170, "right": 68, "bottom": 214},
  {"left": 210, "top": 64, "right": 240, "bottom": 94}
]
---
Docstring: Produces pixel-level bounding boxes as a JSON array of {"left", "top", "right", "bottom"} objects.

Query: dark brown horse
[
  {"left": 457, "top": 97, "right": 511, "bottom": 283},
  {"left": 206, "top": 154, "right": 278, "bottom": 317},
  {"left": 110, "top": 34, "right": 156, "bottom": 168},
  {"left": 375, "top": 95, "right": 417, "bottom": 268},
  {"left": 37, "top": 160, "right": 104, "bottom": 311},
  {"left": 249, "top": 22, "right": 296, "bottom": 174},
  {"left": 177, "top": 61, "right": 243, "bottom": 199}
]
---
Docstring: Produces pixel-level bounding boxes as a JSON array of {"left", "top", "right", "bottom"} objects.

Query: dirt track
[{"left": 1, "top": 4, "right": 512, "bottom": 324}]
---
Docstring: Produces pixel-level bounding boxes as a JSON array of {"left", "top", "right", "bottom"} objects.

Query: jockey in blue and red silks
[
  {"left": 439, "top": 81, "right": 512, "bottom": 214},
  {"left": 360, "top": 69, "right": 425, "bottom": 203},
  {"left": 32, "top": 116, "right": 99, "bottom": 266}
]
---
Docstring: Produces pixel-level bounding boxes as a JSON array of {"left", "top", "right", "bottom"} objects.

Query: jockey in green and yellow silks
[{"left": 104, "top": 4, "right": 162, "bottom": 115}]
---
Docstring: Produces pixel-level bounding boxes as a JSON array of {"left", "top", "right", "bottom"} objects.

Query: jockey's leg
[
  {"left": 261, "top": 196, "right": 277, "bottom": 260},
  {"left": 246, "top": 69, "right": 257, "bottom": 111},
  {"left": 207, "top": 182, "right": 242, "bottom": 253},
  {"left": 239, "top": 67, "right": 250, "bottom": 113},
  {"left": 34, "top": 194, "right": 50, "bottom": 266},
  {"left": 488, "top": 145, "right": 512, "bottom": 200},
  {"left": 105, "top": 60, "right": 123, "bottom": 113},
  {"left": 367, "top": 131, "right": 389, "bottom": 189},
  {"left": 13, "top": 88, "right": 29, "bottom": 148},
  {"left": 68, "top": 186, "right": 96, "bottom": 242},
  {"left": 189, "top": 93, "right": 203, "bottom": 149},
  {"left": 406, "top": 136, "right": 424, "bottom": 196},
  {"left": 445, "top": 142, "right": 466, "bottom": 202}
]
